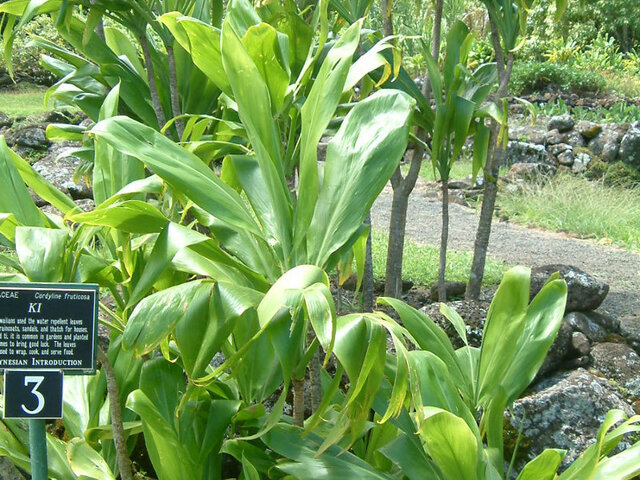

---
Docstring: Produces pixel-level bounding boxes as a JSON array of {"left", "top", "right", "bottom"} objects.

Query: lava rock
[
  {"left": 576, "top": 121, "right": 602, "bottom": 140},
  {"left": 618, "top": 127, "right": 640, "bottom": 168},
  {"left": 537, "top": 319, "right": 573, "bottom": 378},
  {"left": 564, "top": 312, "right": 607, "bottom": 343},
  {"left": 585, "top": 310, "right": 620, "bottom": 334},
  {"left": 572, "top": 151, "right": 592, "bottom": 173},
  {"left": 570, "top": 331, "right": 590, "bottom": 356},
  {"left": 619, "top": 314, "right": 640, "bottom": 353},
  {"left": 0, "top": 112, "right": 12, "bottom": 128},
  {"left": 31, "top": 145, "right": 92, "bottom": 202},
  {"left": 557, "top": 150, "right": 575, "bottom": 166},
  {"left": 530, "top": 265, "right": 609, "bottom": 313},
  {"left": 588, "top": 125, "right": 626, "bottom": 163},
  {"left": 508, "top": 368, "right": 633, "bottom": 469},
  {"left": 420, "top": 300, "right": 490, "bottom": 349},
  {"left": 6, "top": 125, "right": 49, "bottom": 149},
  {"left": 544, "top": 129, "right": 564, "bottom": 146},
  {"left": 548, "top": 114, "right": 575, "bottom": 133},
  {"left": 505, "top": 141, "right": 554, "bottom": 166},
  {"left": 548, "top": 143, "right": 572, "bottom": 157},
  {"left": 591, "top": 342, "right": 640, "bottom": 398},
  {"left": 564, "top": 130, "right": 586, "bottom": 148}
]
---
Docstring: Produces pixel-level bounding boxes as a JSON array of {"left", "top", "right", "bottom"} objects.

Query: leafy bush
[
  {"left": 538, "top": 99, "right": 640, "bottom": 124},
  {"left": 0, "top": 16, "right": 62, "bottom": 85},
  {"left": 510, "top": 61, "right": 605, "bottom": 95}
]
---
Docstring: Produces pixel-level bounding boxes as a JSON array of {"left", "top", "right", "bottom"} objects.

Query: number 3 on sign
[{"left": 21, "top": 376, "right": 45, "bottom": 415}]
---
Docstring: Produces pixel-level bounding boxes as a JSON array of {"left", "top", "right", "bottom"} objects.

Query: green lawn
[
  {"left": 0, "top": 84, "right": 51, "bottom": 116},
  {"left": 371, "top": 230, "right": 508, "bottom": 287}
]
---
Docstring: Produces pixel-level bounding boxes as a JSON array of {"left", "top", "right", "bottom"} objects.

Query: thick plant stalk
[
  {"left": 310, "top": 350, "right": 321, "bottom": 412},
  {"left": 466, "top": 16, "right": 514, "bottom": 301},
  {"left": 293, "top": 379, "right": 305, "bottom": 427},
  {"left": 97, "top": 347, "right": 133, "bottom": 480},
  {"left": 166, "top": 44, "right": 184, "bottom": 139},
  {"left": 438, "top": 180, "right": 449, "bottom": 301},
  {"left": 140, "top": 33, "right": 166, "bottom": 131}
]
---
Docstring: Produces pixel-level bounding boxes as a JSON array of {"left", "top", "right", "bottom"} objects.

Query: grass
[
  {"left": 498, "top": 174, "right": 640, "bottom": 251},
  {"left": 371, "top": 230, "right": 508, "bottom": 288},
  {"left": 0, "top": 84, "right": 51, "bottom": 117}
]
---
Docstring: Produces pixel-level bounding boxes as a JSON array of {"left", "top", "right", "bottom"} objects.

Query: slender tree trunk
[
  {"left": 383, "top": 0, "right": 441, "bottom": 298},
  {"left": 140, "top": 33, "right": 166, "bottom": 131},
  {"left": 431, "top": 0, "right": 444, "bottom": 61},
  {"left": 438, "top": 180, "right": 449, "bottom": 302},
  {"left": 97, "top": 348, "right": 133, "bottom": 480},
  {"left": 363, "top": 212, "right": 375, "bottom": 312},
  {"left": 166, "top": 44, "right": 184, "bottom": 139},
  {"left": 293, "top": 379, "right": 305, "bottom": 427},
  {"left": 466, "top": 16, "right": 514, "bottom": 301}
]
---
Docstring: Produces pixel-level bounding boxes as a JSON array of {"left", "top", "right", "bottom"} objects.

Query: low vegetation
[
  {"left": 0, "top": 84, "right": 49, "bottom": 116},
  {"left": 499, "top": 174, "right": 640, "bottom": 251}
]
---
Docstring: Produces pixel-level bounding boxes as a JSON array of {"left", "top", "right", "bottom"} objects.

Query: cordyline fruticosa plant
[{"left": 0, "top": 0, "right": 640, "bottom": 479}]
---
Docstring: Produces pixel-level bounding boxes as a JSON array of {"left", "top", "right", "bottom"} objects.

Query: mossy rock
[{"left": 585, "top": 158, "right": 640, "bottom": 188}]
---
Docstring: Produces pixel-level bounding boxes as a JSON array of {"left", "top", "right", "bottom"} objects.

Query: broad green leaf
[
  {"left": 0, "top": 137, "right": 46, "bottom": 226},
  {"left": 91, "top": 116, "right": 262, "bottom": 236},
  {"left": 306, "top": 90, "right": 413, "bottom": 266},
  {"left": 379, "top": 433, "right": 440, "bottom": 480},
  {"left": 592, "top": 442, "right": 640, "bottom": 480},
  {"left": 66, "top": 439, "right": 116, "bottom": 480},
  {"left": 68, "top": 200, "right": 168, "bottom": 234},
  {"left": 174, "top": 281, "right": 262, "bottom": 378},
  {"left": 222, "top": 21, "right": 292, "bottom": 261},
  {"left": 477, "top": 266, "right": 530, "bottom": 405},
  {"left": 103, "top": 27, "right": 145, "bottom": 78},
  {"left": 93, "top": 83, "right": 145, "bottom": 206},
  {"left": 263, "top": 425, "right": 395, "bottom": 480},
  {"left": 501, "top": 278, "right": 567, "bottom": 402},
  {"left": 418, "top": 408, "right": 478, "bottom": 480},
  {"left": 123, "top": 280, "right": 205, "bottom": 355},
  {"left": 15, "top": 227, "right": 67, "bottom": 282},
  {"left": 293, "top": 21, "right": 360, "bottom": 250},
  {"left": 158, "top": 13, "right": 231, "bottom": 96},
  {"left": 516, "top": 449, "right": 565, "bottom": 480},
  {"left": 227, "top": 0, "right": 260, "bottom": 36},
  {"left": 242, "top": 23, "right": 289, "bottom": 112}
]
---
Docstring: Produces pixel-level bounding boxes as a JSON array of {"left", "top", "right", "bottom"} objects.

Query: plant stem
[
  {"left": 293, "top": 379, "right": 305, "bottom": 427},
  {"left": 363, "top": 211, "right": 375, "bottom": 312},
  {"left": 438, "top": 179, "right": 449, "bottom": 302},
  {"left": 166, "top": 44, "right": 184, "bottom": 139},
  {"left": 140, "top": 33, "right": 166, "bottom": 131},
  {"left": 97, "top": 347, "right": 133, "bottom": 480}
]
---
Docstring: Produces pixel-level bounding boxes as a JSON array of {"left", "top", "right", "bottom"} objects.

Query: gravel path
[{"left": 372, "top": 180, "right": 640, "bottom": 318}]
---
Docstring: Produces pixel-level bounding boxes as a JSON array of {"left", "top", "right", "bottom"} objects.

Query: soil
[{"left": 372, "top": 178, "right": 640, "bottom": 319}]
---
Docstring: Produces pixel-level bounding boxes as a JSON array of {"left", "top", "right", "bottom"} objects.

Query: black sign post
[{"left": 0, "top": 283, "right": 98, "bottom": 480}]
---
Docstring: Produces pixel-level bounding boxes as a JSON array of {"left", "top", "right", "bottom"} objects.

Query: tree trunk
[
  {"left": 363, "top": 211, "right": 375, "bottom": 312},
  {"left": 438, "top": 180, "right": 449, "bottom": 302},
  {"left": 431, "top": 0, "right": 444, "bottom": 61},
  {"left": 140, "top": 33, "right": 166, "bottom": 131},
  {"left": 384, "top": 172, "right": 409, "bottom": 298},
  {"left": 166, "top": 44, "right": 184, "bottom": 139},
  {"left": 293, "top": 379, "right": 305, "bottom": 427},
  {"left": 466, "top": 15, "right": 513, "bottom": 301},
  {"left": 97, "top": 348, "right": 133, "bottom": 480}
]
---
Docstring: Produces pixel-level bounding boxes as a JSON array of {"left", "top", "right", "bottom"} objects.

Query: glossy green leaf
[
  {"left": 418, "top": 408, "right": 478, "bottom": 480},
  {"left": 0, "top": 137, "right": 46, "bottom": 226},
  {"left": 516, "top": 449, "right": 565, "bottom": 480},
  {"left": 15, "top": 227, "right": 67, "bottom": 282},
  {"left": 306, "top": 90, "right": 413, "bottom": 266},
  {"left": 294, "top": 21, "right": 360, "bottom": 250},
  {"left": 123, "top": 280, "right": 205, "bottom": 355},
  {"left": 68, "top": 200, "right": 168, "bottom": 234},
  {"left": 263, "top": 424, "right": 395, "bottom": 480},
  {"left": 242, "top": 23, "right": 289, "bottom": 112},
  {"left": 91, "top": 116, "right": 262, "bottom": 236},
  {"left": 93, "top": 83, "right": 145, "bottom": 206},
  {"left": 66, "top": 439, "right": 116, "bottom": 480},
  {"left": 103, "top": 27, "right": 145, "bottom": 78},
  {"left": 501, "top": 278, "right": 567, "bottom": 402},
  {"left": 477, "top": 266, "right": 530, "bottom": 405}
]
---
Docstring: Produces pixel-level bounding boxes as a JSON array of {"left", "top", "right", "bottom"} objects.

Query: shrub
[
  {"left": 510, "top": 61, "right": 605, "bottom": 95},
  {"left": 0, "top": 16, "right": 62, "bottom": 86}
]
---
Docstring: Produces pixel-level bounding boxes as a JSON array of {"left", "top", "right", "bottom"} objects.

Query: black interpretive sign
[
  {"left": 3, "top": 369, "right": 63, "bottom": 419},
  {"left": 0, "top": 283, "right": 99, "bottom": 375}
]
